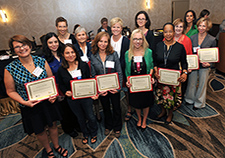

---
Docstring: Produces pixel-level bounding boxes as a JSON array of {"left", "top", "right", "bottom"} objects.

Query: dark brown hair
[
  {"left": 91, "top": 32, "right": 114, "bottom": 55},
  {"left": 61, "top": 43, "right": 80, "bottom": 68},
  {"left": 55, "top": 16, "right": 68, "bottom": 27},
  {"left": 101, "top": 17, "right": 108, "bottom": 24},
  {"left": 9, "top": 35, "right": 32, "bottom": 53}
]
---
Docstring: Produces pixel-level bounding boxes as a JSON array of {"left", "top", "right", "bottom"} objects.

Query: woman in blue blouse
[{"left": 4, "top": 35, "right": 67, "bottom": 157}]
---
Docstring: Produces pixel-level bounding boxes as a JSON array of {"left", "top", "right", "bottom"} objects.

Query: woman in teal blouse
[{"left": 184, "top": 10, "right": 198, "bottom": 38}]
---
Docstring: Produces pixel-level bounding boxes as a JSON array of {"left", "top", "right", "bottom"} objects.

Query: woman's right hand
[
  {"left": 99, "top": 91, "right": 108, "bottom": 96},
  {"left": 23, "top": 100, "right": 40, "bottom": 107},
  {"left": 65, "top": 91, "right": 72, "bottom": 97},
  {"left": 154, "top": 71, "right": 160, "bottom": 80},
  {"left": 126, "top": 81, "right": 132, "bottom": 88}
]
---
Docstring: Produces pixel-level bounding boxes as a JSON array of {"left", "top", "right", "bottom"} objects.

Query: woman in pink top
[
  {"left": 173, "top": 18, "right": 193, "bottom": 55},
  {"left": 173, "top": 18, "right": 192, "bottom": 110}
]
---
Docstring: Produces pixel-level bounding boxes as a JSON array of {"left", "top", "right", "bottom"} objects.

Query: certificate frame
[
  {"left": 187, "top": 54, "right": 199, "bottom": 70},
  {"left": 197, "top": 47, "right": 219, "bottom": 63},
  {"left": 158, "top": 68, "right": 181, "bottom": 86},
  {"left": 128, "top": 74, "right": 153, "bottom": 93},
  {"left": 70, "top": 78, "right": 97, "bottom": 100},
  {"left": 24, "top": 76, "right": 58, "bottom": 101},
  {"left": 95, "top": 73, "right": 120, "bottom": 92}
]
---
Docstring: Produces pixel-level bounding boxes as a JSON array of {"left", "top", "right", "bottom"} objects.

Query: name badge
[
  {"left": 101, "top": 29, "right": 106, "bottom": 32},
  {"left": 193, "top": 46, "right": 200, "bottom": 53},
  {"left": 81, "top": 56, "right": 89, "bottom": 62},
  {"left": 71, "top": 69, "right": 82, "bottom": 78},
  {"left": 106, "top": 61, "right": 115, "bottom": 68},
  {"left": 64, "top": 39, "right": 72, "bottom": 44},
  {"left": 32, "top": 66, "right": 44, "bottom": 77},
  {"left": 134, "top": 56, "right": 143, "bottom": 62}
]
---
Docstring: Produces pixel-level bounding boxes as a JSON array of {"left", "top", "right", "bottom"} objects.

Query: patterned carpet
[{"left": 1, "top": 70, "right": 225, "bottom": 158}]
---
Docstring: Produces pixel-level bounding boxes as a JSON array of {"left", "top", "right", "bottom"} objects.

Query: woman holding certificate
[
  {"left": 110, "top": 17, "right": 131, "bottom": 121},
  {"left": 58, "top": 43, "right": 98, "bottom": 144},
  {"left": 42, "top": 32, "right": 80, "bottom": 138},
  {"left": 154, "top": 23, "right": 188, "bottom": 124},
  {"left": 90, "top": 32, "right": 123, "bottom": 138},
  {"left": 184, "top": 18, "right": 216, "bottom": 110},
  {"left": 74, "top": 26, "right": 102, "bottom": 122},
  {"left": 125, "top": 29, "right": 154, "bottom": 131},
  {"left": 4, "top": 35, "right": 68, "bottom": 158}
]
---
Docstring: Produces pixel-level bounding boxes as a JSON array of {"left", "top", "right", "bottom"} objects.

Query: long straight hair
[{"left": 128, "top": 29, "right": 149, "bottom": 61}]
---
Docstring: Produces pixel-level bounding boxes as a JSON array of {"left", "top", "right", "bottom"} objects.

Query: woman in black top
[
  {"left": 58, "top": 44, "right": 98, "bottom": 144},
  {"left": 55, "top": 17, "right": 77, "bottom": 44},
  {"left": 154, "top": 23, "right": 188, "bottom": 124},
  {"left": 135, "top": 11, "right": 155, "bottom": 53}
]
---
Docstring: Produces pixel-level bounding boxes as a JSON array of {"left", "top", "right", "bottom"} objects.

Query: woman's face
[
  {"left": 132, "top": 32, "right": 143, "bottom": 49},
  {"left": 175, "top": 23, "right": 184, "bottom": 35},
  {"left": 13, "top": 41, "right": 31, "bottom": 58},
  {"left": 97, "top": 35, "right": 108, "bottom": 52},
  {"left": 63, "top": 46, "right": 76, "bottom": 63},
  {"left": 56, "top": 21, "right": 68, "bottom": 36},
  {"left": 137, "top": 13, "right": 147, "bottom": 28},
  {"left": 111, "top": 22, "right": 123, "bottom": 36},
  {"left": 198, "top": 21, "right": 207, "bottom": 34},
  {"left": 47, "top": 36, "right": 59, "bottom": 52},
  {"left": 75, "top": 31, "right": 87, "bottom": 44},
  {"left": 186, "top": 12, "right": 194, "bottom": 24},
  {"left": 163, "top": 24, "right": 175, "bottom": 42}
]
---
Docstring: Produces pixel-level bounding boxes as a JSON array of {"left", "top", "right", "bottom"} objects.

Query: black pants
[
  {"left": 99, "top": 92, "right": 122, "bottom": 131},
  {"left": 59, "top": 98, "right": 80, "bottom": 133}
]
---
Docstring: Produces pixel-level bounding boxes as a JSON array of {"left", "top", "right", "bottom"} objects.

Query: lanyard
[{"left": 164, "top": 43, "right": 173, "bottom": 67}]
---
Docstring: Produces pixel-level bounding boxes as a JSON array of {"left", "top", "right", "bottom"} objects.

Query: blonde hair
[
  {"left": 110, "top": 17, "right": 123, "bottom": 28},
  {"left": 128, "top": 29, "right": 149, "bottom": 61},
  {"left": 197, "top": 17, "right": 212, "bottom": 31},
  {"left": 173, "top": 18, "right": 185, "bottom": 34}
]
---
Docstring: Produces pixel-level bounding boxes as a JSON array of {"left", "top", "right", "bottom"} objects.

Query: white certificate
[
  {"left": 25, "top": 76, "right": 58, "bottom": 101},
  {"left": 158, "top": 68, "right": 181, "bottom": 86},
  {"left": 187, "top": 54, "right": 199, "bottom": 70},
  {"left": 96, "top": 73, "right": 120, "bottom": 92},
  {"left": 70, "top": 78, "right": 97, "bottom": 100},
  {"left": 198, "top": 47, "right": 219, "bottom": 63},
  {"left": 128, "top": 74, "right": 152, "bottom": 93}
]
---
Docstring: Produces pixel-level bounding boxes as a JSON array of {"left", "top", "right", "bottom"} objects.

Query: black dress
[{"left": 128, "top": 57, "right": 154, "bottom": 109}]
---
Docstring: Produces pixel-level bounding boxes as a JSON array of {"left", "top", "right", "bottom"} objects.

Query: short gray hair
[{"left": 75, "top": 26, "right": 87, "bottom": 36}]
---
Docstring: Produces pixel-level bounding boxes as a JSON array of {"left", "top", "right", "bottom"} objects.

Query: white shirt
[{"left": 111, "top": 36, "right": 123, "bottom": 58}]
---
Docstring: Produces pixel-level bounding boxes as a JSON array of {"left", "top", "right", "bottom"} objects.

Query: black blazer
[
  {"left": 119, "top": 36, "right": 130, "bottom": 82},
  {"left": 145, "top": 30, "right": 155, "bottom": 53},
  {"left": 57, "top": 60, "right": 90, "bottom": 94}
]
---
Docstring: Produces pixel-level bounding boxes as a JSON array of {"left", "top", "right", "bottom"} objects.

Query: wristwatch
[{"left": 183, "top": 72, "right": 188, "bottom": 75}]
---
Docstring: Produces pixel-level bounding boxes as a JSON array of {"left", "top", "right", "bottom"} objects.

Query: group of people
[{"left": 3, "top": 8, "right": 217, "bottom": 158}]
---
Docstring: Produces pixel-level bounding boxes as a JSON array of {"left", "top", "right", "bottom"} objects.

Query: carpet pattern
[{"left": 1, "top": 71, "right": 225, "bottom": 157}]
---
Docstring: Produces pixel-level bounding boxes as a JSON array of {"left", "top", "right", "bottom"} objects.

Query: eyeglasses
[
  {"left": 133, "top": 38, "right": 143, "bottom": 42},
  {"left": 14, "top": 44, "right": 28, "bottom": 50},
  {"left": 137, "top": 18, "right": 146, "bottom": 21}
]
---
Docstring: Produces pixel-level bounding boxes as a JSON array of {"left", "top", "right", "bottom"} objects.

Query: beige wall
[{"left": 0, "top": 0, "right": 224, "bottom": 50}]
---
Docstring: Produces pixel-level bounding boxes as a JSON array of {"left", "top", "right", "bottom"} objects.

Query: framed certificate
[
  {"left": 70, "top": 78, "right": 97, "bottom": 100},
  {"left": 96, "top": 73, "right": 120, "bottom": 92},
  {"left": 158, "top": 68, "right": 181, "bottom": 86},
  {"left": 128, "top": 74, "right": 152, "bottom": 93},
  {"left": 25, "top": 76, "right": 58, "bottom": 101},
  {"left": 187, "top": 54, "right": 199, "bottom": 70},
  {"left": 198, "top": 47, "right": 219, "bottom": 63}
]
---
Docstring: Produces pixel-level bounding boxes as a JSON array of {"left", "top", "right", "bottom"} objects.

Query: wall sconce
[
  {"left": 0, "top": 10, "right": 8, "bottom": 23},
  {"left": 146, "top": 0, "right": 150, "bottom": 9}
]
